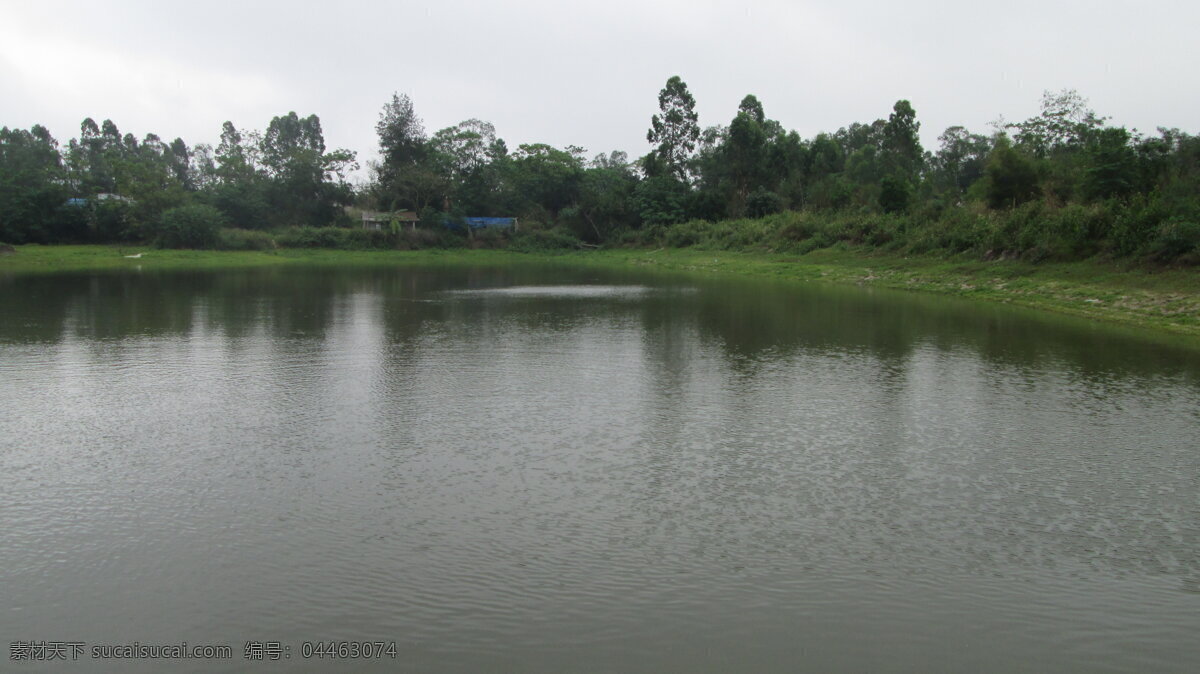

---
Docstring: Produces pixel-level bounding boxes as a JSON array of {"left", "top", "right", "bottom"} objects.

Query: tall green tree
[
  {"left": 58, "top": 118, "right": 191, "bottom": 238},
  {"left": 111, "top": 131, "right": 190, "bottom": 229},
  {"left": 1008, "top": 89, "right": 1106, "bottom": 158},
  {"left": 506, "top": 143, "right": 583, "bottom": 218},
  {"left": 882, "top": 99, "right": 923, "bottom": 178},
  {"left": 807, "top": 133, "right": 844, "bottom": 178},
  {"left": 167, "top": 138, "right": 193, "bottom": 190},
  {"left": 0, "top": 125, "right": 69, "bottom": 243},
  {"left": 373, "top": 93, "right": 429, "bottom": 211},
  {"left": 688, "top": 124, "right": 731, "bottom": 217},
  {"left": 634, "top": 175, "right": 689, "bottom": 226},
  {"left": 934, "top": 126, "right": 991, "bottom": 194},
  {"left": 984, "top": 135, "right": 1040, "bottom": 209},
  {"left": 647, "top": 76, "right": 700, "bottom": 181},
  {"left": 564, "top": 159, "right": 638, "bottom": 242},
  {"left": 737, "top": 94, "right": 765, "bottom": 124},
  {"left": 215, "top": 121, "right": 256, "bottom": 181},
  {"left": 428, "top": 119, "right": 507, "bottom": 213},
  {"left": 259, "top": 112, "right": 357, "bottom": 227},
  {"left": 725, "top": 106, "right": 769, "bottom": 216},
  {"left": 766, "top": 129, "right": 808, "bottom": 209},
  {"left": 67, "top": 117, "right": 115, "bottom": 195},
  {"left": 376, "top": 93, "right": 426, "bottom": 169},
  {"left": 206, "top": 121, "right": 271, "bottom": 228},
  {"left": 261, "top": 112, "right": 326, "bottom": 178},
  {"left": 878, "top": 176, "right": 911, "bottom": 213},
  {"left": 1083, "top": 127, "right": 1137, "bottom": 201},
  {"left": 429, "top": 119, "right": 497, "bottom": 182}
]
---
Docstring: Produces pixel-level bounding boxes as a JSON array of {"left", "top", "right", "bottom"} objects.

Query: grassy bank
[
  {"left": 580, "top": 248, "right": 1200, "bottom": 338},
  {"left": 3, "top": 244, "right": 1198, "bottom": 338},
  {"left": 0, "top": 244, "right": 516, "bottom": 273}
]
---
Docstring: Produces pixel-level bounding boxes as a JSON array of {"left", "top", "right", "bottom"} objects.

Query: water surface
[{"left": 1, "top": 264, "right": 1197, "bottom": 672}]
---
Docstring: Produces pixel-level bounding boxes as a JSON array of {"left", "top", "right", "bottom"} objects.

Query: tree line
[{"left": 2, "top": 77, "right": 1198, "bottom": 261}]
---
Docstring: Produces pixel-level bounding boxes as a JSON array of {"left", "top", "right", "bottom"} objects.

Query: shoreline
[{"left": 3, "top": 244, "right": 1198, "bottom": 339}]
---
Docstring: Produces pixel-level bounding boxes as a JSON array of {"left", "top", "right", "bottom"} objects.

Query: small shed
[{"left": 362, "top": 210, "right": 419, "bottom": 231}]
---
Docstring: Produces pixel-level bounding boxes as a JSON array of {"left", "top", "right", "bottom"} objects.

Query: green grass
[
  {"left": 4, "top": 244, "right": 1198, "bottom": 338},
  {"left": 572, "top": 247, "right": 1200, "bottom": 337},
  {"left": 0, "top": 244, "right": 520, "bottom": 272}
]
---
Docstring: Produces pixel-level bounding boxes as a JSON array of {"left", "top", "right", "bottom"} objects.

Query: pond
[{"left": 1, "top": 264, "right": 1198, "bottom": 672}]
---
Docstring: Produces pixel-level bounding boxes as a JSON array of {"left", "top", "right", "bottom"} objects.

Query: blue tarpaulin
[{"left": 445, "top": 217, "right": 516, "bottom": 230}]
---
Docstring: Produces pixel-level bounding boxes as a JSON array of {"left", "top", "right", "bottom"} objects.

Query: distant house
[
  {"left": 361, "top": 210, "right": 419, "bottom": 231},
  {"left": 444, "top": 217, "right": 519, "bottom": 231}
]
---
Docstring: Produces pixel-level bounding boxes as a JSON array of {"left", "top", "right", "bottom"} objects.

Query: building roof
[{"left": 361, "top": 210, "right": 419, "bottom": 222}]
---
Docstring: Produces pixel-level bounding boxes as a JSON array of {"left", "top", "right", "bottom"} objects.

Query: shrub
[
  {"left": 777, "top": 212, "right": 820, "bottom": 243},
  {"left": 395, "top": 227, "right": 445, "bottom": 250},
  {"left": 745, "top": 188, "right": 784, "bottom": 218},
  {"left": 1150, "top": 219, "right": 1200, "bottom": 263},
  {"left": 48, "top": 201, "right": 91, "bottom": 243},
  {"left": 274, "top": 227, "right": 392, "bottom": 250},
  {"left": 878, "top": 177, "right": 911, "bottom": 214},
  {"left": 509, "top": 228, "right": 582, "bottom": 252},
  {"left": 663, "top": 219, "right": 708, "bottom": 247},
  {"left": 90, "top": 199, "right": 140, "bottom": 242},
  {"left": 154, "top": 204, "right": 225, "bottom": 248},
  {"left": 217, "top": 228, "right": 275, "bottom": 251},
  {"left": 1110, "top": 195, "right": 1167, "bottom": 256},
  {"left": 266, "top": 225, "right": 459, "bottom": 250},
  {"left": 468, "top": 227, "right": 508, "bottom": 249}
]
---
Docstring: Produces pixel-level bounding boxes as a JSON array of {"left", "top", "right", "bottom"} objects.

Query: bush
[
  {"left": 468, "top": 227, "right": 508, "bottom": 249},
  {"left": 274, "top": 226, "right": 389, "bottom": 250},
  {"left": 1150, "top": 219, "right": 1200, "bottom": 263},
  {"left": 154, "top": 205, "right": 225, "bottom": 249},
  {"left": 395, "top": 227, "right": 447, "bottom": 250},
  {"left": 266, "top": 225, "right": 460, "bottom": 250},
  {"left": 48, "top": 201, "right": 91, "bottom": 243},
  {"left": 88, "top": 199, "right": 140, "bottom": 243},
  {"left": 663, "top": 219, "right": 709, "bottom": 247},
  {"left": 1039, "top": 203, "right": 1110, "bottom": 259},
  {"left": 217, "top": 228, "right": 275, "bottom": 251},
  {"left": 984, "top": 138, "right": 1040, "bottom": 209},
  {"left": 206, "top": 182, "right": 270, "bottom": 229},
  {"left": 746, "top": 188, "right": 784, "bottom": 218},
  {"left": 878, "top": 177, "right": 911, "bottom": 214},
  {"left": 618, "top": 224, "right": 666, "bottom": 247},
  {"left": 1110, "top": 195, "right": 1167, "bottom": 256},
  {"left": 509, "top": 228, "right": 582, "bottom": 252}
]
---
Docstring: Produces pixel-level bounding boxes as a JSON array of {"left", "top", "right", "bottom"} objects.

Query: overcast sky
[{"left": 2, "top": 0, "right": 1196, "bottom": 180}]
